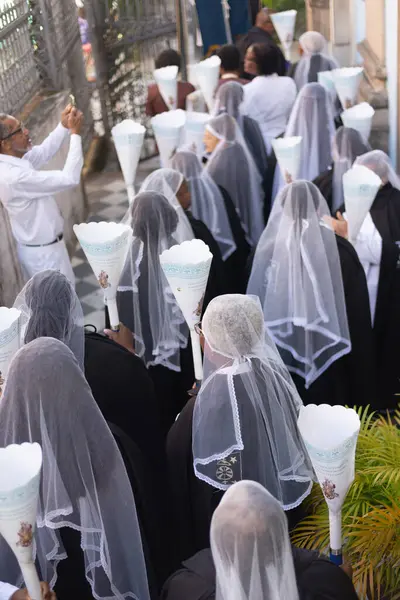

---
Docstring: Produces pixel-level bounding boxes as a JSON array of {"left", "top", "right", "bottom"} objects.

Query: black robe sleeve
[
  {"left": 336, "top": 236, "right": 377, "bottom": 408},
  {"left": 313, "top": 168, "right": 334, "bottom": 213},
  {"left": 186, "top": 212, "right": 229, "bottom": 310},
  {"left": 167, "top": 398, "right": 223, "bottom": 566}
]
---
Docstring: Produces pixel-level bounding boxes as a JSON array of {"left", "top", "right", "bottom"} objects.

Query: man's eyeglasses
[{"left": 0, "top": 122, "right": 25, "bottom": 142}]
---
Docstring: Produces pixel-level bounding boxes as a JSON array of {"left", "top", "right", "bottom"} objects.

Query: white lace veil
[
  {"left": 205, "top": 114, "right": 264, "bottom": 246},
  {"left": 354, "top": 150, "right": 400, "bottom": 190},
  {"left": 247, "top": 181, "right": 351, "bottom": 388},
  {"left": 13, "top": 269, "right": 84, "bottom": 368},
  {"left": 139, "top": 168, "right": 195, "bottom": 243},
  {"left": 170, "top": 150, "right": 236, "bottom": 260},
  {"left": 118, "top": 191, "right": 188, "bottom": 371},
  {"left": 294, "top": 31, "right": 338, "bottom": 90},
  {"left": 213, "top": 81, "right": 245, "bottom": 129},
  {"left": 192, "top": 294, "right": 314, "bottom": 510},
  {"left": 332, "top": 126, "right": 371, "bottom": 213},
  {"left": 277, "top": 83, "right": 335, "bottom": 192},
  {"left": 211, "top": 480, "right": 300, "bottom": 600},
  {"left": 0, "top": 337, "right": 150, "bottom": 600}
]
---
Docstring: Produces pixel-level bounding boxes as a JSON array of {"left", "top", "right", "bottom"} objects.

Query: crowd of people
[{"left": 0, "top": 6, "right": 400, "bottom": 600}]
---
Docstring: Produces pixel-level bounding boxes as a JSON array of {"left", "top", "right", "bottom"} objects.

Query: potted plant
[{"left": 292, "top": 407, "right": 400, "bottom": 600}]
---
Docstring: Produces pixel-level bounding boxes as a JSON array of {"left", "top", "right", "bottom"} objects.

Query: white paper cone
[
  {"left": 160, "top": 239, "right": 213, "bottom": 380},
  {"left": 187, "top": 64, "right": 199, "bottom": 88},
  {"left": 0, "top": 307, "right": 21, "bottom": 399},
  {"left": 195, "top": 56, "right": 221, "bottom": 112},
  {"left": 298, "top": 405, "right": 360, "bottom": 555},
  {"left": 270, "top": 10, "right": 297, "bottom": 60},
  {"left": 318, "top": 71, "right": 337, "bottom": 103},
  {"left": 271, "top": 136, "right": 302, "bottom": 183},
  {"left": 341, "top": 102, "right": 375, "bottom": 141},
  {"left": 111, "top": 120, "right": 145, "bottom": 204},
  {"left": 332, "top": 67, "right": 364, "bottom": 110},
  {"left": 151, "top": 109, "right": 186, "bottom": 167},
  {"left": 298, "top": 404, "right": 360, "bottom": 514},
  {"left": 186, "top": 90, "right": 207, "bottom": 114},
  {"left": 0, "top": 443, "right": 43, "bottom": 600},
  {"left": 184, "top": 111, "right": 211, "bottom": 155},
  {"left": 343, "top": 165, "right": 382, "bottom": 243},
  {"left": 154, "top": 65, "right": 178, "bottom": 110},
  {"left": 74, "top": 222, "right": 133, "bottom": 330}
]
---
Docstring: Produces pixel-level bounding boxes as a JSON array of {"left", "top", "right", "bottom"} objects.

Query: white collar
[{"left": 221, "top": 73, "right": 239, "bottom": 80}]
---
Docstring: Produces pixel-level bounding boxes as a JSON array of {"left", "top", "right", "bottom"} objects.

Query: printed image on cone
[
  {"left": 98, "top": 271, "right": 110, "bottom": 289},
  {"left": 322, "top": 479, "right": 339, "bottom": 500},
  {"left": 17, "top": 522, "right": 33, "bottom": 548}
]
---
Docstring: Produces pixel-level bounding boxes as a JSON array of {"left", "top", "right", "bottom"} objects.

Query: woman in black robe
[
  {"left": 330, "top": 150, "right": 400, "bottom": 410},
  {"left": 13, "top": 269, "right": 173, "bottom": 590},
  {"left": 0, "top": 338, "right": 151, "bottom": 600},
  {"left": 167, "top": 294, "right": 314, "bottom": 566},
  {"left": 117, "top": 192, "right": 195, "bottom": 433},
  {"left": 161, "top": 479, "right": 358, "bottom": 600},
  {"left": 247, "top": 181, "right": 376, "bottom": 408},
  {"left": 139, "top": 168, "right": 229, "bottom": 310},
  {"left": 313, "top": 126, "right": 371, "bottom": 214},
  {"left": 171, "top": 150, "right": 250, "bottom": 292}
]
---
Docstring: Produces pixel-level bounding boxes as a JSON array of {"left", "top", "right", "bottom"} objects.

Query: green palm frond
[{"left": 292, "top": 403, "right": 400, "bottom": 599}]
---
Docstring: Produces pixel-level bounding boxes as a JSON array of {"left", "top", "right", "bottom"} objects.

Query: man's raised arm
[{"left": 24, "top": 104, "right": 74, "bottom": 169}]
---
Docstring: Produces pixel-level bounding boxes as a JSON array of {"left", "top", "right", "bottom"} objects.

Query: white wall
[
  {"left": 385, "top": 0, "right": 398, "bottom": 165},
  {"left": 353, "top": 0, "right": 366, "bottom": 63}
]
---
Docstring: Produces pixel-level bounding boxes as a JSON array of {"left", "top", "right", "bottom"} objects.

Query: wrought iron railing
[
  {"left": 0, "top": 0, "right": 41, "bottom": 114},
  {"left": 0, "top": 0, "right": 92, "bottom": 145}
]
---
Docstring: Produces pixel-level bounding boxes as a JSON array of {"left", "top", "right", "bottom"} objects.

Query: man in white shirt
[{"left": 0, "top": 106, "right": 84, "bottom": 287}]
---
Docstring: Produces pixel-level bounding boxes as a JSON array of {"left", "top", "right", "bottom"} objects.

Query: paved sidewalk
[{"left": 73, "top": 156, "right": 159, "bottom": 331}]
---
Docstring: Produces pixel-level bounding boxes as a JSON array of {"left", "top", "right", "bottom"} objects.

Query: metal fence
[
  {"left": 0, "top": 0, "right": 41, "bottom": 114},
  {"left": 86, "top": 0, "right": 180, "bottom": 157},
  {"left": 0, "top": 0, "right": 92, "bottom": 144}
]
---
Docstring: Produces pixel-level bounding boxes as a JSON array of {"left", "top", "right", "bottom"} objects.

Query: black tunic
[
  {"left": 218, "top": 186, "right": 251, "bottom": 293},
  {"left": 161, "top": 547, "right": 359, "bottom": 600},
  {"left": 246, "top": 236, "right": 376, "bottom": 408},
  {"left": 368, "top": 184, "right": 400, "bottom": 409},
  {"left": 316, "top": 182, "right": 400, "bottom": 409},
  {"left": 167, "top": 385, "right": 307, "bottom": 567},
  {"left": 313, "top": 166, "right": 334, "bottom": 213}
]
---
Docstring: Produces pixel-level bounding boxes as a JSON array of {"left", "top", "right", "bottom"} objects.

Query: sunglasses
[{"left": 0, "top": 122, "right": 25, "bottom": 142}]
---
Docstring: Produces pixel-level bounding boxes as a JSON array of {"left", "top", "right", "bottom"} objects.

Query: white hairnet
[
  {"left": 299, "top": 31, "right": 327, "bottom": 55},
  {"left": 248, "top": 181, "right": 351, "bottom": 388},
  {"left": 213, "top": 81, "right": 245, "bottom": 128},
  {"left": 170, "top": 149, "right": 236, "bottom": 260},
  {"left": 0, "top": 337, "right": 150, "bottom": 600},
  {"left": 13, "top": 269, "right": 84, "bottom": 369},
  {"left": 211, "top": 480, "right": 300, "bottom": 600},
  {"left": 193, "top": 294, "right": 314, "bottom": 510}
]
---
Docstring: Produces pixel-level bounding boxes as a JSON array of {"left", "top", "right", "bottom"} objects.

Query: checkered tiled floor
[{"left": 73, "top": 157, "right": 160, "bottom": 332}]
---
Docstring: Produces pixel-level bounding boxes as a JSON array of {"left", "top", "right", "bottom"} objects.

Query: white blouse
[
  {"left": 353, "top": 212, "right": 382, "bottom": 324},
  {"left": 242, "top": 75, "right": 297, "bottom": 153}
]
